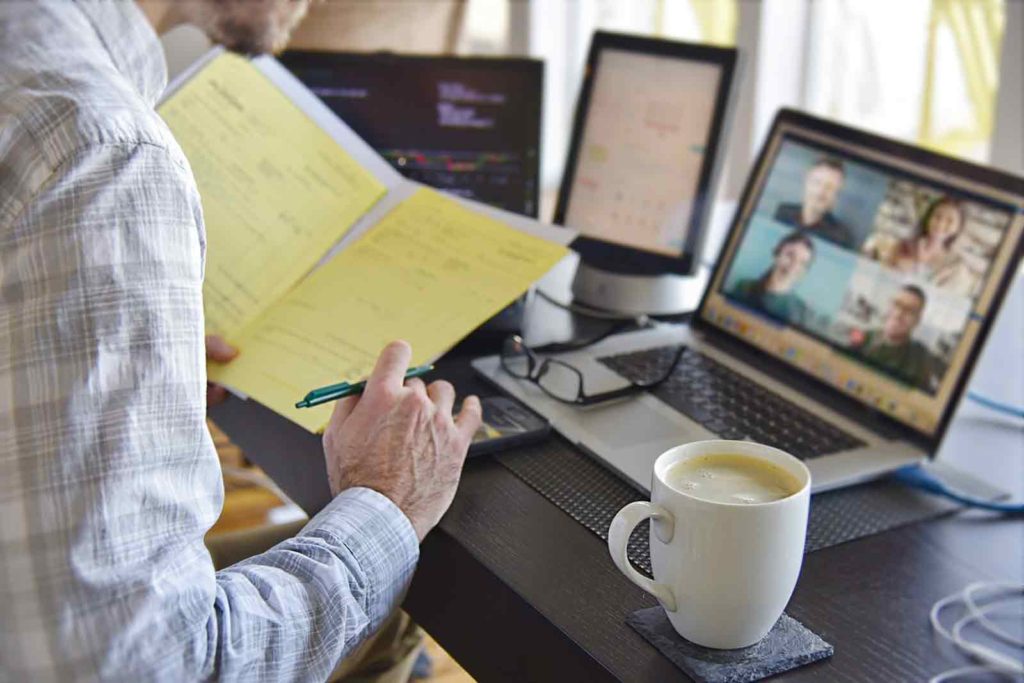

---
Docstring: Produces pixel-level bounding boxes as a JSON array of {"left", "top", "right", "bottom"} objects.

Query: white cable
[
  {"left": 963, "top": 581, "right": 1024, "bottom": 648},
  {"left": 930, "top": 665, "right": 1012, "bottom": 682},
  {"left": 928, "top": 581, "right": 1024, "bottom": 683},
  {"left": 950, "top": 605, "right": 1023, "bottom": 673}
]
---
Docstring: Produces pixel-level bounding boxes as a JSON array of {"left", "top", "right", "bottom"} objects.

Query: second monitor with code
[{"left": 280, "top": 50, "right": 543, "bottom": 218}]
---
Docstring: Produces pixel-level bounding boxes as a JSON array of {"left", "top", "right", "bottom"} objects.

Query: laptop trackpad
[{"left": 571, "top": 397, "right": 684, "bottom": 449}]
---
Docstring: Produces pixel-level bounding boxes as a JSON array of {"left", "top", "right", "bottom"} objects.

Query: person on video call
[
  {"left": 732, "top": 233, "right": 816, "bottom": 326},
  {"left": 1, "top": 1, "right": 483, "bottom": 680},
  {"left": 851, "top": 285, "right": 938, "bottom": 389},
  {"left": 865, "top": 196, "right": 977, "bottom": 296},
  {"left": 775, "top": 156, "right": 855, "bottom": 248}
]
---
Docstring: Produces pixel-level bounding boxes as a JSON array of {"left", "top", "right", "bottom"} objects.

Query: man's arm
[{"left": 0, "top": 142, "right": 422, "bottom": 681}]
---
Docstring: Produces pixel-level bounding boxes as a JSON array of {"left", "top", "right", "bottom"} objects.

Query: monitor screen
[
  {"left": 558, "top": 41, "right": 732, "bottom": 264},
  {"left": 701, "top": 119, "right": 1024, "bottom": 438},
  {"left": 281, "top": 51, "right": 543, "bottom": 217}
]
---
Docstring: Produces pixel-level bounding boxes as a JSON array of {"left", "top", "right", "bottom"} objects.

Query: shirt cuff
[{"left": 299, "top": 487, "right": 419, "bottom": 629}]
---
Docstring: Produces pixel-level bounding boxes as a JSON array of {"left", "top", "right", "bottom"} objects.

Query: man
[
  {"left": 730, "top": 232, "right": 816, "bottom": 327},
  {"left": 0, "top": 1, "right": 482, "bottom": 680},
  {"left": 851, "top": 285, "right": 937, "bottom": 390},
  {"left": 774, "top": 156, "right": 854, "bottom": 248}
]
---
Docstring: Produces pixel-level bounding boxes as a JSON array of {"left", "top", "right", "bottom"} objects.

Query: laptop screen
[{"left": 700, "top": 118, "right": 1024, "bottom": 438}]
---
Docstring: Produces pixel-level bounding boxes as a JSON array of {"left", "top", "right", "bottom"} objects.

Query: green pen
[{"left": 295, "top": 364, "right": 434, "bottom": 409}]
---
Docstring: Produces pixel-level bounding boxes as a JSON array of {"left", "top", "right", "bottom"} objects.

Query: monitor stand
[{"left": 570, "top": 261, "right": 710, "bottom": 316}]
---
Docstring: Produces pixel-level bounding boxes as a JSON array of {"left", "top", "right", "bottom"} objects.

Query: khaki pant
[{"left": 206, "top": 522, "right": 423, "bottom": 683}]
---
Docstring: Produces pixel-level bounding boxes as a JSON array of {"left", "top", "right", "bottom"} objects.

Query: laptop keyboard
[{"left": 598, "top": 345, "right": 866, "bottom": 460}]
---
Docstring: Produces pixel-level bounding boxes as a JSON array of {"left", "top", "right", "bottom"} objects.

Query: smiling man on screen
[{"left": 0, "top": 1, "right": 482, "bottom": 680}]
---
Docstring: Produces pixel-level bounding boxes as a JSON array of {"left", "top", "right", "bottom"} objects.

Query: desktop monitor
[
  {"left": 280, "top": 50, "right": 543, "bottom": 217},
  {"left": 698, "top": 109, "right": 1024, "bottom": 443},
  {"left": 554, "top": 32, "right": 737, "bottom": 312}
]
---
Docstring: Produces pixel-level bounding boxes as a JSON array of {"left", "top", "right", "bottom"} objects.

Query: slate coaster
[{"left": 626, "top": 607, "right": 833, "bottom": 683}]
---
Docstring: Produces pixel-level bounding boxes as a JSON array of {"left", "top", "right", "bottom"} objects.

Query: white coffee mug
[{"left": 608, "top": 440, "right": 811, "bottom": 649}]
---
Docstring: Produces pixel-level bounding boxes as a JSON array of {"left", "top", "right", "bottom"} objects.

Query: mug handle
[{"left": 607, "top": 502, "right": 677, "bottom": 612}]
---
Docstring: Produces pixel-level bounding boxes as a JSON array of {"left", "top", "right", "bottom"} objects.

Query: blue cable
[
  {"left": 968, "top": 391, "right": 1024, "bottom": 420},
  {"left": 891, "top": 392, "right": 1024, "bottom": 513},
  {"left": 892, "top": 465, "right": 1024, "bottom": 514}
]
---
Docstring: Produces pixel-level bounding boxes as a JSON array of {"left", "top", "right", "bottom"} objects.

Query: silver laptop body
[{"left": 472, "top": 324, "right": 923, "bottom": 494}]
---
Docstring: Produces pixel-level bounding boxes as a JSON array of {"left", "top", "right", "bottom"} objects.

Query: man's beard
[{"left": 198, "top": 0, "right": 312, "bottom": 55}]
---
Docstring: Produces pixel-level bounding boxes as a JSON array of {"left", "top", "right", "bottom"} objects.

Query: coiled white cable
[
  {"left": 929, "top": 581, "right": 1024, "bottom": 682},
  {"left": 961, "top": 582, "right": 1024, "bottom": 649}
]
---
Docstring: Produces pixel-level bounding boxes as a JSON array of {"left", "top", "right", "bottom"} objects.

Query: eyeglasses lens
[{"left": 536, "top": 361, "right": 582, "bottom": 402}]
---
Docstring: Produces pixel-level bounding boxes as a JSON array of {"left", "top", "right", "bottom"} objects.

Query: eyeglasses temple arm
[{"left": 577, "top": 384, "right": 644, "bottom": 406}]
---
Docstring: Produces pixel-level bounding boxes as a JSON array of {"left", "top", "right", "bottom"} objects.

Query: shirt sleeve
[{"left": 0, "top": 141, "right": 419, "bottom": 682}]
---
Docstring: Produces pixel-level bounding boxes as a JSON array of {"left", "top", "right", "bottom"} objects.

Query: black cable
[
  {"left": 533, "top": 287, "right": 646, "bottom": 321},
  {"left": 533, "top": 318, "right": 642, "bottom": 354}
]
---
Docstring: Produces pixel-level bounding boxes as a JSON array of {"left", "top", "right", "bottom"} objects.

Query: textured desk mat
[{"left": 494, "top": 436, "right": 960, "bottom": 577}]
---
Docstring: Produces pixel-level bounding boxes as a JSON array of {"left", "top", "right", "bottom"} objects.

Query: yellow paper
[
  {"left": 159, "top": 53, "right": 386, "bottom": 339},
  {"left": 209, "top": 188, "right": 568, "bottom": 432}
]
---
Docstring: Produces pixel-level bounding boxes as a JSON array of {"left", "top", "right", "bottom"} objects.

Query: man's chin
[
  {"left": 211, "top": 22, "right": 289, "bottom": 56},
  {"left": 205, "top": 0, "right": 310, "bottom": 56}
]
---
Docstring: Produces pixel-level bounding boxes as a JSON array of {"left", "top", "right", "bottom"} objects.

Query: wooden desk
[{"left": 210, "top": 273, "right": 1024, "bottom": 682}]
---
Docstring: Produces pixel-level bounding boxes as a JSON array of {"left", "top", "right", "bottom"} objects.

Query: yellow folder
[
  {"left": 160, "top": 53, "right": 568, "bottom": 433},
  {"left": 159, "top": 53, "right": 387, "bottom": 339}
]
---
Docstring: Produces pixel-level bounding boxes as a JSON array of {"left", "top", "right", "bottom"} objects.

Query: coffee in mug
[{"left": 664, "top": 453, "right": 803, "bottom": 505}]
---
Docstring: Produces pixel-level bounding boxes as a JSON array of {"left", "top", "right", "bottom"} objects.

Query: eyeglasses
[{"left": 500, "top": 335, "right": 684, "bottom": 406}]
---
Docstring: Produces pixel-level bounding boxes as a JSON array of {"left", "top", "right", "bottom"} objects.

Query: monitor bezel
[
  {"left": 553, "top": 31, "right": 738, "bottom": 275},
  {"left": 279, "top": 49, "right": 545, "bottom": 219},
  {"left": 694, "top": 107, "right": 1024, "bottom": 452}
]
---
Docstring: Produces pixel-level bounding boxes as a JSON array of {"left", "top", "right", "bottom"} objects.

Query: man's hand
[
  {"left": 206, "top": 335, "right": 239, "bottom": 406},
  {"left": 322, "top": 341, "right": 483, "bottom": 541}
]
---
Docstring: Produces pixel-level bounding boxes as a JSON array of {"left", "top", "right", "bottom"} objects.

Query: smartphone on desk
[{"left": 467, "top": 396, "right": 551, "bottom": 457}]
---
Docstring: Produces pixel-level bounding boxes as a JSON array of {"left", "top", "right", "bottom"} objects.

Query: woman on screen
[
  {"left": 731, "top": 232, "right": 815, "bottom": 326},
  {"left": 866, "top": 196, "right": 974, "bottom": 293}
]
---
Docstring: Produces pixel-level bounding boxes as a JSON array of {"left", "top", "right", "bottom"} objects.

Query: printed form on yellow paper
[
  {"left": 159, "top": 53, "right": 386, "bottom": 339},
  {"left": 208, "top": 188, "right": 569, "bottom": 433}
]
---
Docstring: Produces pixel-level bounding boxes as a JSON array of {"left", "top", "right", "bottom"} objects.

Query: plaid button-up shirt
[{"left": 0, "top": 2, "right": 418, "bottom": 680}]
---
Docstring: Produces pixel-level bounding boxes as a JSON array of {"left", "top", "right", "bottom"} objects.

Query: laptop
[{"left": 473, "top": 109, "right": 1024, "bottom": 494}]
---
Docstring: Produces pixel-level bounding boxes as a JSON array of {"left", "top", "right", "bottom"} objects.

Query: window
[
  {"left": 804, "top": 0, "right": 1006, "bottom": 163},
  {"left": 457, "top": 0, "right": 1013, "bottom": 217}
]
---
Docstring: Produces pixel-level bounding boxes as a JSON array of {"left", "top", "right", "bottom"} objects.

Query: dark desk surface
[{"left": 211, "top": 270, "right": 1024, "bottom": 682}]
